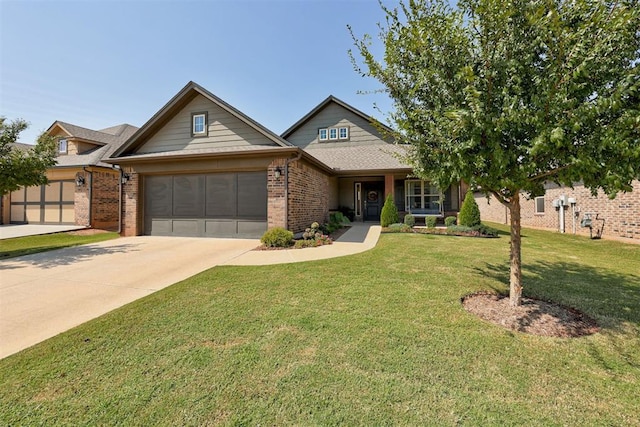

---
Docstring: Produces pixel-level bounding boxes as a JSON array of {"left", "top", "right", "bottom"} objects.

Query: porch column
[{"left": 384, "top": 174, "right": 394, "bottom": 199}]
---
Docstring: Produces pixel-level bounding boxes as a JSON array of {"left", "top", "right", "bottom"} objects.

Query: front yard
[{"left": 0, "top": 225, "right": 638, "bottom": 425}]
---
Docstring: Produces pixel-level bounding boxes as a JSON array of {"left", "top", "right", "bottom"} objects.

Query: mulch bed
[
  {"left": 462, "top": 292, "right": 599, "bottom": 338},
  {"left": 255, "top": 227, "right": 349, "bottom": 251}
]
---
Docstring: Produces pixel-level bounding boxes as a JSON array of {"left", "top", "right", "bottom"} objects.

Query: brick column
[
  {"left": 74, "top": 172, "right": 90, "bottom": 226},
  {"left": 384, "top": 174, "right": 394, "bottom": 199},
  {"left": 121, "top": 169, "right": 141, "bottom": 236},
  {"left": 267, "top": 159, "right": 286, "bottom": 229}
]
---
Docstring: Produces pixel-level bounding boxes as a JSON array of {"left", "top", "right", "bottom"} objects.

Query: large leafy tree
[
  {"left": 0, "top": 118, "right": 58, "bottom": 196},
  {"left": 351, "top": 0, "right": 640, "bottom": 306}
]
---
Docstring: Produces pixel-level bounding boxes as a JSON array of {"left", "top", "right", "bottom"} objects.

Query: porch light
[
  {"left": 75, "top": 173, "right": 85, "bottom": 187},
  {"left": 274, "top": 167, "right": 282, "bottom": 180},
  {"left": 121, "top": 173, "right": 130, "bottom": 184}
]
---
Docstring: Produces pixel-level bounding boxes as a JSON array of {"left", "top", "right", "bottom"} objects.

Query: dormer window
[
  {"left": 329, "top": 128, "right": 338, "bottom": 140},
  {"left": 191, "top": 112, "right": 208, "bottom": 137},
  {"left": 318, "top": 126, "right": 350, "bottom": 142},
  {"left": 58, "top": 138, "right": 68, "bottom": 154},
  {"left": 319, "top": 128, "right": 328, "bottom": 141},
  {"left": 339, "top": 127, "right": 349, "bottom": 139}
]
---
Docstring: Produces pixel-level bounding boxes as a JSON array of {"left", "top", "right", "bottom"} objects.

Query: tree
[
  {"left": 459, "top": 191, "right": 481, "bottom": 227},
  {"left": 351, "top": 0, "right": 640, "bottom": 306},
  {"left": 380, "top": 193, "right": 399, "bottom": 226},
  {"left": 0, "top": 118, "right": 58, "bottom": 196}
]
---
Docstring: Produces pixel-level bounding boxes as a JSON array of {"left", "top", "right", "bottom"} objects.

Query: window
[
  {"left": 405, "top": 180, "right": 442, "bottom": 214},
  {"left": 329, "top": 128, "right": 338, "bottom": 140},
  {"left": 318, "top": 128, "right": 328, "bottom": 141},
  {"left": 191, "top": 112, "right": 208, "bottom": 137},
  {"left": 319, "top": 126, "right": 350, "bottom": 142},
  {"left": 339, "top": 127, "right": 349, "bottom": 139},
  {"left": 535, "top": 196, "right": 545, "bottom": 214},
  {"left": 58, "top": 138, "right": 67, "bottom": 154}
]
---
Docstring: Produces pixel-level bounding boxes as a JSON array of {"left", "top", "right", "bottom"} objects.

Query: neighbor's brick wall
[
  {"left": 267, "top": 159, "right": 286, "bottom": 229},
  {"left": 91, "top": 170, "right": 119, "bottom": 231},
  {"left": 287, "top": 159, "right": 330, "bottom": 233},
  {"left": 121, "top": 169, "right": 141, "bottom": 236},
  {"left": 475, "top": 180, "right": 640, "bottom": 240}
]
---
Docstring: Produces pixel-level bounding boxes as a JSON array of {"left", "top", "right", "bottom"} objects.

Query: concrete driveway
[{"left": 0, "top": 236, "right": 258, "bottom": 359}]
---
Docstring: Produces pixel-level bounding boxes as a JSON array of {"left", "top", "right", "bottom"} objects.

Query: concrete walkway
[
  {"left": 0, "top": 224, "right": 87, "bottom": 240},
  {"left": 224, "top": 223, "right": 381, "bottom": 265}
]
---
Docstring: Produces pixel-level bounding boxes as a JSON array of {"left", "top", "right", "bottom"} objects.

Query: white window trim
[
  {"left": 339, "top": 126, "right": 349, "bottom": 140},
  {"left": 405, "top": 180, "right": 442, "bottom": 215},
  {"left": 329, "top": 128, "right": 338, "bottom": 140},
  {"left": 58, "top": 138, "right": 68, "bottom": 154},
  {"left": 534, "top": 196, "right": 545, "bottom": 214},
  {"left": 318, "top": 128, "right": 328, "bottom": 141},
  {"left": 191, "top": 112, "right": 207, "bottom": 137}
]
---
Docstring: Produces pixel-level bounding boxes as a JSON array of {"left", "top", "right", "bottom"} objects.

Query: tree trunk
[{"left": 509, "top": 195, "right": 523, "bottom": 306}]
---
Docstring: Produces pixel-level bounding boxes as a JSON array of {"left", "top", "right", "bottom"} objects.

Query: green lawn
[
  {"left": 0, "top": 232, "right": 119, "bottom": 259},
  {"left": 1, "top": 225, "right": 638, "bottom": 425}
]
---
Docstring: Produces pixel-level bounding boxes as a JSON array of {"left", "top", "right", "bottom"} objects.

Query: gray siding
[
  {"left": 137, "top": 94, "right": 277, "bottom": 154},
  {"left": 285, "top": 102, "right": 389, "bottom": 148}
]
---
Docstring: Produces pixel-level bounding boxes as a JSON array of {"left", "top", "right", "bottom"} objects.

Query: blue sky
[{"left": 1, "top": 0, "right": 396, "bottom": 144}]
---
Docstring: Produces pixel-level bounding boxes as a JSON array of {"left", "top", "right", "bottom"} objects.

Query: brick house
[
  {"left": 475, "top": 181, "right": 640, "bottom": 240},
  {"left": 105, "top": 81, "right": 465, "bottom": 237},
  {"left": 1, "top": 122, "right": 138, "bottom": 230}
]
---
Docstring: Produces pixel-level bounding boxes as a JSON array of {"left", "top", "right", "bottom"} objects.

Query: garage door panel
[
  {"left": 205, "top": 174, "right": 237, "bottom": 217},
  {"left": 238, "top": 220, "right": 267, "bottom": 236},
  {"left": 173, "top": 175, "right": 205, "bottom": 217},
  {"left": 205, "top": 220, "right": 237, "bottom": 236},
  {"left": 146, "top": 176, "right": 173, "bottom": 217},
  {"left": 237, "top": 172, "right": 267, "bottom": 218}
]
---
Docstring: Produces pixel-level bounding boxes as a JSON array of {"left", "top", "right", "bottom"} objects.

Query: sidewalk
[{"left": 223, "top": 223, "right": 381, "bottom": 266}]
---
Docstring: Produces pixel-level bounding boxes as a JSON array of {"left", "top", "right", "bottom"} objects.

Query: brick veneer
[
  {"left": 90, "top": 170, "right": 119, "bottom": 230},
  {"left": 267, "top": 159, "right": 287, "bottom": 229},
  {"left": 286, "top": 158, "right": 330, "bottom": 233},
  {"left": 475, "top": 180, "right": 640, "bottom": 241},
  {"left": 121, "top": 169, "right": 140, "bottom": 236},
  {"left": 74, "top": 175, "right": 90, "bottom": 226}
]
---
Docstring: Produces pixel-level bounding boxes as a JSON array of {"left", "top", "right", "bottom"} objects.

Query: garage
[
  {"left": 144, "top": 171, "right": 267, "bottom": 238},
  {"left": 10, "top": 180, "right": 75, "bottom": 224}
]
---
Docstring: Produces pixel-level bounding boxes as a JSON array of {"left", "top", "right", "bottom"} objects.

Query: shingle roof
[
  {"left": 303, "top": 143, "right": 411, "bottom": 172},
  {"left": 9, "top": 142, "right": 34, "bottom": 152}
]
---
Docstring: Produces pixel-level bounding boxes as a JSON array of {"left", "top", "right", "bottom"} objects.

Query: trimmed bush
[
  {"left": 387, "top": 223, "right": 412, "bottom": 232},
  {"left": 404, "top": 213, "right": 415, "bottom": 227},
  {"left": 261, "top": 227, "right": 294, "bottom": 247},
  {"left": 380, "top": 194, "right": 399, "bottom": 227},
  {"left": 445, "top": 216, "right": 457, "bottom": 227},
  {"left": 472, "top": 223, "right": 499, "bottom": 237},
  {"left": 425, "top": 216, "right": 437, "bottom": 228},
  {"left": 459, "top": 191, "right": 481, "bottom": 227}
]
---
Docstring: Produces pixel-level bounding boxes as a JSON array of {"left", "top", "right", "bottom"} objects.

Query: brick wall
[
  {"left": 475, "top": 180, "right": 640, "bottom": 241},
  {"left": 267, "top": 159, "right": 286, "bottom": 229},
  {"left": 91, "top": 170, "right": 119, "bottom": 230},
  {"left": 120, "top": 169, "right": 141, "bottom": 236},
  {"left": 287, "top": 159, "right": 330, "bottom": 233},
  {"left": 74, "top": 174, "right": 90, "bottom": 226}
]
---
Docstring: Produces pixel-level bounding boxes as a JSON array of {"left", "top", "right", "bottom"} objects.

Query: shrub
[
  {"left": 459, "top": 191, "right": 481, "bottom": 227},
  {"left": 337, "top": 205, "right": 355, "bottom": 221},
  {"left": 446, "top": 225, "right": 474, "bottom": 234},
  {"left": 380, "top": 194, "right": 399, "bottom": 227},
  {"left": 425, "top": 216, "right": 437, "bottom": 228},
  {"left": 261, "top": 227, "right": 294, "bottom": 247},
  {"left": 301, "top": 221, "right": 333, "bottom": 245},
  {"left": 403, "top": 213, "right": 415, "bottom": 227},
  {"left": 330, "top": 211, "right": 351, "bottom": 226},
  {"left": 472, "top": 223, "right": 498, "bottom": 237},
  {"left": 445, "top": 216, "right": 457, "bottom": 227},
  {"left": 387, "top": 223, "right": 412, "bottom": 232}
]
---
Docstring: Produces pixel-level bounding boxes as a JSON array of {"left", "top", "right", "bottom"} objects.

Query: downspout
[
  {"left": 284, "top": 151, "right": 303, "bottom": 230},
  {"left": 83, "top": 167, "right": 93, "bottom": 228}
]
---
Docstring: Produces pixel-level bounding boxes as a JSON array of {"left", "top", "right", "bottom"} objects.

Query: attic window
[
  {"left": 329, "top": 128, "right": 338, "bottom": 140},
  {"left": 339, "top": 127, "right": 349, "bottom": 139},
  {"left": 319, "top": 128, "right": 328, "bottom": 141},
  {"left": 191, "top": 112, "right": 208, "bottom": 137},
  {"left": 319, "top": 126, "right": 350, "bottom": 142},
  {"left": 58, "top": 138, "right": 68, "bottom": 154}
]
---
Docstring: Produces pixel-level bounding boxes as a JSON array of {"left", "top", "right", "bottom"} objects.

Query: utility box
[
  {"left": 568, "top": 197, "right": 576, "bottom": 205},
  {"left": 552, "top": 199, "right": 561, "bottom": 208},
  {"left": 580, "top": 217, "right": 592, "bottom": 227}
]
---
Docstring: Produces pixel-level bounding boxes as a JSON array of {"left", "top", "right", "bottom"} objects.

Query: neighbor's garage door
[
  {"left": 144, "top": 172, "right": 267, "bottom": 238},
  {"left": 10, "top": 180, "right": 75, "bottom": 224}
]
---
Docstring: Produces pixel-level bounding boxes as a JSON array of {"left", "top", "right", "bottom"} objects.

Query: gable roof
[
  {"left": 111, "top": 81, "right": 292, "bottom": 158},
  {"left": 280, "top": 95, "right": 394, "bottom": 140}
]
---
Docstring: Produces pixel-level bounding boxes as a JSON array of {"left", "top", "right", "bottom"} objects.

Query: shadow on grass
[
  {"left": 0, "top": 243, "right": 140, "bottom": 270},
  {"left": 474, "top": 261, "right": 640, "bottom": 331}
]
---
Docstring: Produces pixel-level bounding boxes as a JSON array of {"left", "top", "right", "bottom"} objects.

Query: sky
[{"left": 1, "top": 0, "right": 397, "bottom": 144}]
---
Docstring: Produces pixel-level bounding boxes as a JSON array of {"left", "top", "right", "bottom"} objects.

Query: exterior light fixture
[
  {"left": 121, "top": 173, "right": 130, "bottom": 184},
  {"left": 274, "top": 167, "right": 282, "bottom": 180},
  {"left": 75, "top": 173, "right": 85, "bottom": 187}
]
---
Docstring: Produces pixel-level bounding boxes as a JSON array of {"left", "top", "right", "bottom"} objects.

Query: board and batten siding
[
  {"left": 286, "top": 102, "right": 389, "bottom": 148},
  {"left": 136, "top": 94, "right": 278, "bottom": 154}
]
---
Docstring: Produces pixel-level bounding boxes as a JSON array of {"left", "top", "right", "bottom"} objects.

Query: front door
[{"left": 363, "top": 183, "right": 384, "bottom": 221}]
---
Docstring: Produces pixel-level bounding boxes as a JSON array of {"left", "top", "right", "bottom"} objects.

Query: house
[
  {"left": 105, "top": 81, "right": 464, "bottom": 238},
  {"left": 475, "top": 181, "right": 640, "bottom": 240},
  {"left": 1, "top": 122, "right": 138, "bottom": 230}
]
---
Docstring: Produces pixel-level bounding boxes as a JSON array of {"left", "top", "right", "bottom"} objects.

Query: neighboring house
[
  {"left": 475, "top": 181, "right": 640, "bottom": 240},
  {"left": 106, "top": 81, "right": 465, "bottom": 238},
  {"left": 1, "top": 122, "right": 138, "bottom": 230}
]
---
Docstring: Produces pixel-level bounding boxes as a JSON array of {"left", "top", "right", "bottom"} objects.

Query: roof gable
[{"left": 111, "top": 81, "right": 292, "bottom": 158}]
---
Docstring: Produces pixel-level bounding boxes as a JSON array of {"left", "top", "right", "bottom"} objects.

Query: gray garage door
[{"left": 144, "top": 172, "right": 267, "bottom": 238}]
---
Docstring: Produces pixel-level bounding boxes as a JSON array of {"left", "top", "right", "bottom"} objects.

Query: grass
[
  {"left": 0, "top": 224, "right": 638, "bottom": 425},
  {"left": 0, "top": 232, "right": 119, "bottom": 259}
]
